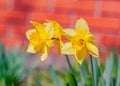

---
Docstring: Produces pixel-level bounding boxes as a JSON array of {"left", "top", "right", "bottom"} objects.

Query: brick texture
[{"left": 0, "top": 0, "right": 120, "bottom": 56}]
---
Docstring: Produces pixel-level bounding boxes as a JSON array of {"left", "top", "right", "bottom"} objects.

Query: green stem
[
  {"left": 90, "top": 55, "right": 95, "bottom": 86},
  {"left": 66, "top": 83, "right": 70, "bottom": 86},
  {"left": 65, "top": 55, "right": 77, "bottom": 86},
  {"left": 65, "top": 55, "right": 74, "bottom": 74}
]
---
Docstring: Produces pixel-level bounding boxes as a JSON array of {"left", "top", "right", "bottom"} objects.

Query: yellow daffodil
[
  {"left": 26, "top": 20, "right": 63, "bottom": 61},
  {"left": 45, "top": 20, "right": 63, "bottom": 54},
  {"left": 62, "top": 18, "right": 99, "bottom": 64}
]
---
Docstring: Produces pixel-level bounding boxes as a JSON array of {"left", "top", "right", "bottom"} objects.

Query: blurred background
[
  {"left": 0, "top": 0, "right": 120, "bottom": 55},
  {"left": 0, "top": 0, "right": 120, "bottom": 86},
  {"left": 0, "top": 0, "right": 120, "bottom": 57}
]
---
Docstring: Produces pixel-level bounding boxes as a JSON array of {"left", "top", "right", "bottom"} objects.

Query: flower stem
[
  {"left": 65, "top": 55, "right": 74, "bottom": 73},
  {"left": 90, "top": 55, "right": 95, "bottom": 86},
  {"left": 65, "top": 55, "right": 77, "bottom": 86}
]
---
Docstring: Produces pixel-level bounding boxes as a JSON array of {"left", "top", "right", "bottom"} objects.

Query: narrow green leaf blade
[
  {"left": 93, "top": 57, "right": 98, "bottom": 86},
  {"left": 65, "top": 55, "right": 77, "bottom": 86},
  {"left": 79, "top": 64, "right": 87, "bottom": 86},
  {"left": 66, "top": 83, "right": 70, "bottom": 86},
  {"left": 116, "top": 54, "right": 120, "bottom": 86},
  {"left": 99, "top": 67, "right": 105, "bottom": 86},
  {"left": 35, "top": 80, "right": 42, "bottom": 86},
  {"left": 105, "top": 49, "right": 114, "bottom": 86},
  {"left": 49, "top": 65, "right": 60, "bottom": 86}
]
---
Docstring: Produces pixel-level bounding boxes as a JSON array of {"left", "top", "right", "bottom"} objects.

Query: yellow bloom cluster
[{"left": 26, "top": 18, "right": 99, "bottom": 64}]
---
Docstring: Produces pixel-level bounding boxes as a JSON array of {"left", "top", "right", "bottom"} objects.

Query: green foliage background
[{"left": 0, "top": 42, "right": 120, "bottom": 86}]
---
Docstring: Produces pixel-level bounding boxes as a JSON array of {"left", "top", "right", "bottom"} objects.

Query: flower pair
[
  {"left": 26, "top": 20, "right": 63, "bottom": 61},
  {"left": 26, "top": 18, "right": 99, "bottom": 64}
]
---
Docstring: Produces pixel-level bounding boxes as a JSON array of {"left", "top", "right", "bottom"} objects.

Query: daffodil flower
[
  {"left": 62, "top": 18, "right": 99, "bottom": 64},
  {"left": 26, "top": 20, "right": 63, "bottom": 61},
  {"left": 45, "top": 20, "right": 63, "bottom": 54}
]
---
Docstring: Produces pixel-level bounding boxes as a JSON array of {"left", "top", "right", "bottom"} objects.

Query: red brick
[
  {"left": 0, "top": 24, "right": 6, "bottom": 36},
  {"left": 14, "top": 0, "right": 49, "bottom": 11},
  {"left": 0, "top": 24, "right": 6, "bottom": 32},
  {"left": 7, "top": 11, "right": 26, "bottom": 21},
  {"left": 0, "top": 10, "right": 26, "bottom": 23},
  {"left": 0, "top": 10, "right": 8, "bottom": 22},
  {"left": 98, "top": 34, "right": 120, "bottom": 48},
  {"left": 55, "top": 0, "right": 95, "bottom": 14},
  {"left": 0, "top": 0, "right": 8, "bottom": 9},
  {"left": 30, "top": 12, "right": 70, "bottom": 27},
  {"left": 101, "top": 1, "right": 120, "bottom": 14},
  {"left": 101, "top": 1, "right": 120, "bottom": 18},
  {"left": 13, "top": 24, "right": 29, "bottom": 38}
]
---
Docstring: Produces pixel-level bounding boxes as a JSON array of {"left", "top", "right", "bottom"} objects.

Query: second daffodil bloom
[
  {"left": 62, "top": 18, "right": 99, "bottom": 64},
  {"left": 26, "top": 21, "right": 63, "bottom": 61},
  {"left": 45, "top": 20, "right": 63, "bottom": 54}
]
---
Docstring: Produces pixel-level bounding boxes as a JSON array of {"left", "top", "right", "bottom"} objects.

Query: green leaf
[
  {"left": 116, "top": 54, "right": 120, "bottom": 86},
  {"left": 90, "top": 55, "right": 98, "bottom": 86},
  {"left": 35, "top": 80, "right": 42, "bottom": 86},
  {"left": 0, "top": 43, "right": 37, "bottom": 85},
  {"left": 66, "top": 83, "right": 70, "bottom": 86},
  {"left": 49, "top": 65, "right": 61, "bottom": 86},
  {"left": 105, "top": 49, "right": 114, "bottom": 86},
  {"left": 79, "top": 64, "right": 87, "bottom": 86},
  {"left": 65, "top": 55, "right": 77, "bottom": 86},
  {"left": 93, "top": 57, "right": 98, "bottom": 86},
  {"left": 99, "top": 67, "right": 105, "bottom": 86}
]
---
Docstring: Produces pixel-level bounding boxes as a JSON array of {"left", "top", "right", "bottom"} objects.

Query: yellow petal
[
  {"left": 26, "top": 29, "right": 40, "bottom": 46},
  {"left": 26, "top": 29, "right": 36, "bottom": 40},
  {"left": 40, "top": 45, "right": 48, "bottom": 61},
  {"left": 46, "top": 20, "right": 62, "bottom": 30},
  {"left": 27, "top": 43, "right": 42, "bottom": 53},
  {"left": 86, "top": 42, "right": 99, "bottom": 57},
  {"left": 75, "top": 18, "right": 89, "bottom": 33},
  {"left": 57, "top": 40, "right": 63, "bottom": 54},
  {"left": 30, "top": 21, "right": 45, "bottom": 34},
  {"left": 46, "top": 20, "right": 62, "bottom": 36},
  {"left": 26, "top": 44, "right": 36, "bottom": 53},
  {"left": 44, "top": 23, "right": 54, "bottom": 38},
  {"left": 62, "top": 42, "right": 75, "bottom": 54},
  {"left": 75, "top": 47, "right": 87, "bottom": 64},
  {"left": 85, "top": 32, "right": 95, "bottom": 42},
  {"left": 47, "top": 39, "right": 55, "bottom": 47},
  {"left": 62, "top": 28, "right": 76, "bottom": 40}
]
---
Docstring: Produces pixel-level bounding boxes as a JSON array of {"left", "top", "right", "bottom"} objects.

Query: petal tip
[
  {"left": 40, "top": 56, "right": 47, "bottom": 61},
  {"left": 78, "top": 60, "right": 83, "bottom": 64}
]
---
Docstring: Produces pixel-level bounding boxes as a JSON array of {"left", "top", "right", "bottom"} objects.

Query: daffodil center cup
[
  {"left": 79, "top": 39, "right": 85, "bottom": 46},
  {"left": 72, "top": 37, "right": 85, "bottom": 50}
]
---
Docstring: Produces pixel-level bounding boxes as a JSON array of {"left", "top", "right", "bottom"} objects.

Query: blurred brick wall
[{"left": 0, "top": 0, "right": 120, "bottom": 53}]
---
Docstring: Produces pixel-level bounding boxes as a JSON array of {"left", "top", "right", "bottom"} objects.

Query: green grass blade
[
  {"left": 90, "top": 55, "right": 98, "bottom": 86},
  {"left": 100, "top": 67, "right": 105, "bottom": 86},
  {"left": 35, "top": 80, "right": 42, "bottom": 86},
  {"left": 49, "top": 65, "right": 60, "bottom": 86},
  {"left": 66, "top": 83, "right": 70, "bottom": 86},
  {"left": 79, "top": 64, "right": 87, "bottom": 86},
  {"left": 105, "top": 49, "right": 114, "bottom": 86},
  {"left": 93, "top": 57, "right": 98, "bottom": 86},
  {"left": 0, "top": 43, "right": 36, "bottom": 85},
  {"left": 116, "top": 54, "right": 120, "bottom": 86}
]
